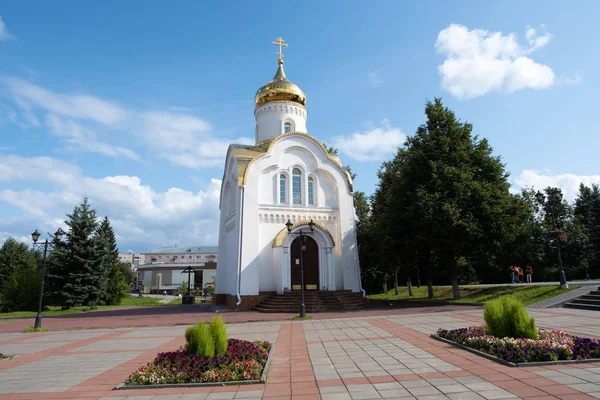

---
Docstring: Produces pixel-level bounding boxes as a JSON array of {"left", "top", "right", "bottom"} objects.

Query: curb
[{"left": 431, "top": 334, "right": 600, "bottom": 367}]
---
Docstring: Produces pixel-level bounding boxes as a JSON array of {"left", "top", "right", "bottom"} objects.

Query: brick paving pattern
[{"left": 0, "top": 306, "right": 599, "bottom": 399}]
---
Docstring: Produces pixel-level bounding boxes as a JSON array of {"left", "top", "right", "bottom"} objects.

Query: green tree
[
  {"left": 94, "top": 217, "right": 114, "bottom": 303},
  {"left": 344, "top": 165, "right": 357, "bottom": 181},
  {"left": 105, "top": 262, "right": 130, "bottom": 305},
  {"left": 372, "top": 99, "right": 521, "bottom": 299},
  {"left": 96, "top": 217, "right": 129, "bottom": 305},
  {"left": 119, "top": 262, "right": 134, "bottom": 285},
  {"left": 0, "top": 238, "right": 39, "bottom": 287},
  {"left": 46, "top": 197, "right": 102, "bottom": 309},
  {"left": 0, "top": 238, "right": 41, "bottom": 312},
  {"left": 574, "top": 183, "right": 600, "bottom": 278},
  {"left": 322, "top": 143, "right": 338, "bottom": 155},
  {"left": 0, "top": 262, "right": 41, "bottom": 312}
]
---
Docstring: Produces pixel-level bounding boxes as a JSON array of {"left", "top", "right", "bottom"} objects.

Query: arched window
[
  {"left": 280, "top": 174, "right": 287, "bottom": 204},
  {"left": 308, "top": 177, "right": 314, "bottom": 205},
  {"left": 292, "top": 168, "right": 302, "bottom": 205},
  {"left": 284, "top": 122, "right": 292, "bottom": 133}
]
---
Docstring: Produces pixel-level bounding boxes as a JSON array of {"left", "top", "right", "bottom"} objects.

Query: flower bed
[
  {"left": 436, "top": 326, "right": 600, "bottom": 364},
  {"left": 126, "top": 339, "right": 271, "bottom": 386}
]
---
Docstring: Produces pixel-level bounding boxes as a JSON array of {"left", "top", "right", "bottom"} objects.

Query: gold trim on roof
[
  {"left": 241, "top": 131, "right": 353, "bottom": 192},
  {"left": 229, "top": 145, "right": 269, "bottom": 186},
  {"left": 271, "top": 220, "right": 336, "bottom": 248}
]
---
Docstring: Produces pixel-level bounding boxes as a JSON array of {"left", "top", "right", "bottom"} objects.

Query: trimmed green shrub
[
  {"left": 185, "top": 324, "right": 200, "bottom": 355},
  {"left": 185, "top": 322, "right": 215, "bottom": 357},
  {"left": 484, "top": 295, "right": 537, "bottom": 340},
  {"left": 210, "top": 315, "right": 228, "bottom": 355},
  {"left": 196, "top": 322, "right": 215, "bottom": 357}
]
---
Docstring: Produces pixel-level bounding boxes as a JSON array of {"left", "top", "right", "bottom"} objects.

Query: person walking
[
  {"left": 526, "top": 265, "right": 533, "bottom": 283},
  {"left": 509, "top": 265, "right": 516, "bottom": 283},
  {"left": 517, "top": 266, "right": 524, "bottom": 283}
]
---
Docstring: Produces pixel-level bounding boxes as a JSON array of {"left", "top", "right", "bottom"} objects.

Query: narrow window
[
  {"left": 308, "top": 177, "right": 314, "bottom": 205},
  {"left": 293, "top": 168, "right": 302, "bottom": 205},
  {"left": 280, "top": 174, "right": 286, "bottom": 203},
  {"left": 284, "top": 122, "right": 292, "bottom": 133}
]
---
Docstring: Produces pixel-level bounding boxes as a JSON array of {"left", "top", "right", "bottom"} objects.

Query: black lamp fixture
[
  {"left": 30, "top": 227, "right": 66, "bottom": 328},
  {"left": 535, "top": 191, "right": 546, "bottom": 204},
  {"left": 285, "top": 219, "right": 316, "bottom": 318}
]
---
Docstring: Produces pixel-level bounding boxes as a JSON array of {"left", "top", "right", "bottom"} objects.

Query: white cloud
[
  {"left": 368, "top": 69, "right": 383, "bottom": 87},
  {"left": 2, "top": 77, "right": 251, "bottom": 167},
  {"left": 0, "top": 155, "right": 223, "bottom": 250},
  {"left": 5, "top": 77, "right": 127, "bottom": 125},
  {"left": 514, "top": 170, "right": 600, "bottom": 201},
  {"left": 0, "top": 15, "right": 13, "bottom": 41},
  {"left": 331, "top": 119, "right": 406, "bottom": 162},
  {"left": 561, "top": 73, "right": 583, "bottom": 85},
  {"left": 46, "top": 114, "right": 140, "bottom": 160},
  {"left": 435, "top": 24, "right": 557, "bottom": 99}
]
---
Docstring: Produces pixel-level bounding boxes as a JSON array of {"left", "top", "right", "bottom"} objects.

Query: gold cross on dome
[{"left": 272, "top": 37, "right": 288, "bottom": 63}]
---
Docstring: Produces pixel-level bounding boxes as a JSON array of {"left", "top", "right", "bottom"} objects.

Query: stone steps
[
  {"left": 563, "top": 287, "right": 600, "bottom": 311},
  {"left": 254, "top": 290, "right": 369, "bottom": 313}
]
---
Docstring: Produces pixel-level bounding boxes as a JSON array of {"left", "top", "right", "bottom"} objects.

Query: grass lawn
[
  {"left": 0, "top": 295, "right": 164, "bottom": 318},
  {"left": 166, "top": 297, "right": 209, "bottom": 305},
  {"left": 368, "top": 285, "right": 576, "bottom": 306}
]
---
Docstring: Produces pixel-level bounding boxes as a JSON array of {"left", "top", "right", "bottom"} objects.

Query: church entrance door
[{"left": 290, "top": 236, "right": 319, "bottom": 291}]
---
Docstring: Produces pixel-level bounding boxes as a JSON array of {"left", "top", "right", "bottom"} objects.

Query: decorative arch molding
[
  {"left": 260, "top": 213, "right": 336, "bottom": 225},
  {"left": 271, "top": 219, "right": 336, "bottom": 248},
  {"left": 243, "top": 131, "right": 353, "bottom": 193},
  {"left": 276, "top": 220, "right": 337, "bottom": 292}
]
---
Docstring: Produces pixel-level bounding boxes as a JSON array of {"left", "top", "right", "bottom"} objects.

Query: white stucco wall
[
  {"left": 216, "top": 156, "right": 241, "bottom": 297},
  {"left": 254, "top": 102, "right": 307, "bottom": 144},
  {"left": 239, "top": 133, "right": 360, "bottom": 295}
]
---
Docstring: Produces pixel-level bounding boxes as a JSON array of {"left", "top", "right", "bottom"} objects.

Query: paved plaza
[{"left": 1, "top": 307, "right": 600, "bottom": 399}]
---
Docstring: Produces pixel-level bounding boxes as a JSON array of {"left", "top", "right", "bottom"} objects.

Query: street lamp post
[
  {"left": 31, "top": 228, "right": 65, "bottom": 329},
  {"left": 286, "top": 219, "right": 316, "bottom": 318},
  {"left": 535, "top": 191, "right": 569, "bottom": 289}
]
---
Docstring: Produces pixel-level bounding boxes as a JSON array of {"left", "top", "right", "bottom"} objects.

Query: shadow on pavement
[{"left": 44, "top": 304, "right": 216, "bottom": 320}]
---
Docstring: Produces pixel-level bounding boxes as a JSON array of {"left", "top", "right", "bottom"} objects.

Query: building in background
[
  {"left": 118, "top": 253, "right": 146, "bottom": 290},
  {"left": 137, "top": 246, "right": 218, "bottom": 294},
  {"left": 118, "top": 253, "right": 146, "bottom": 268}
]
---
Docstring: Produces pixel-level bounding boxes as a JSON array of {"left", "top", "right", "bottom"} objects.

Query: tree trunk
[
  {"left": 423, "top": 249, "right": 434, "bottom": 298},
  {"left": 452, "top": 277, "right": 460, "bottom": 299},
  {"left": 383, "top": 274, "right": 388, "bottom": 294},
  {"left": 407, "top": 279, "right": 413, "bottom": 296},
  {"left": 451, "top": 259, "right": 460, "bottom": 299},
  {"left": 394, "top": 269, "right": 399, "bottom": 296}
]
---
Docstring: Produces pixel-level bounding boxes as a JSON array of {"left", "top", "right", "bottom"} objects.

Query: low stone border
[
  {"left": 114, "top": 345, "right": 274, "bottom": 390},
  {"left": 432, "top": 335, "right": 600, "bottom": 367}
]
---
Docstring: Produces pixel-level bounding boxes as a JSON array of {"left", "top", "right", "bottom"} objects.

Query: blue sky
[{"left": 1, "top": 1, "right": 599, "bottom": 251}]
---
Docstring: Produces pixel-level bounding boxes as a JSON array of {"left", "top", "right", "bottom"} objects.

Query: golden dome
[{"left": 254, "top": 61, "right": 306, "bottom": 108}]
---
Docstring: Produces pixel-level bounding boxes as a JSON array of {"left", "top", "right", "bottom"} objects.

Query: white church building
[{"left": 215, "top": 38, "right": 363, "bottom": 309}]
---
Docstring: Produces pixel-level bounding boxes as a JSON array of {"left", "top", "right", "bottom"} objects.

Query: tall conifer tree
[
  {"left": 46, "top": 197, "right": 101, "bottom": 308},
  {"left": 95, "top": 217, "right": 129, "bottom": 305}
]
